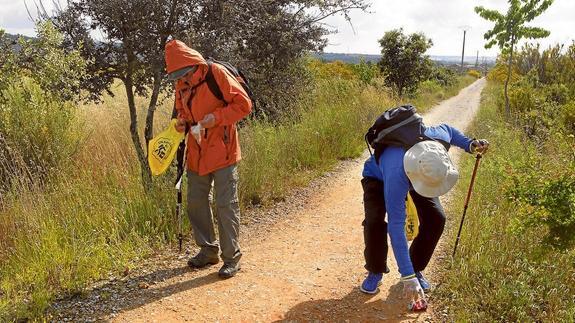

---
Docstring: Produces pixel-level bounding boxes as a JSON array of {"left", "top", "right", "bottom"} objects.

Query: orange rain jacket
[{"left": 165, "top": 40, "right": 252, "bottom": 176}]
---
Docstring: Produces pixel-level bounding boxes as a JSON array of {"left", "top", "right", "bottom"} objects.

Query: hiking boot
[
  {"left": 218, "top": 262, "right": 241, "bottom": 279},
  {"left": 187, "top": 253, "right": 219, "bottom": 268},
  {"left": 416, "top": 271, "right": 431, "bottom": 292},
  {"left": 360, "top": 272, "right": 383, "bottom": 294}
]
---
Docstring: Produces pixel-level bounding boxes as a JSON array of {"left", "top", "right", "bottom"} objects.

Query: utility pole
[
  {"left": 461, "top": 30, "right": 467, "bottom": 71},
  {"left": 459, "top": 26, "right": 470, "bottom": 73},
  {"left": 475, "top": 50, "right": 479, "bottom": 69}
]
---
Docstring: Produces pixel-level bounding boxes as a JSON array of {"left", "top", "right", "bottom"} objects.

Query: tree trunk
[
  {"left": 145, "top": 69, "right": 162, "bottom": 150},
  {"left": 504, "top": 40, "right": 515, "bottom": 119},
  {"left": 398, "top": 80, "right": 404, "bottom": 97},
  {"left": 143, "top": 0, "right": 178, "bottom": 151},
  {"left": 125, "top": 72, "right": 152, "bottom": 192}
]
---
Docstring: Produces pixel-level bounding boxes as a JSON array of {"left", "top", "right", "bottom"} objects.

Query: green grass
[
  {"left": 436, "top": 82, "right": 575, "bottom": 322},
  {"left": 0, "top": 74, "right": 476, "bottom": 320},
  {"left": 239, "top": 78, "right": 393, "bottom": 204}
]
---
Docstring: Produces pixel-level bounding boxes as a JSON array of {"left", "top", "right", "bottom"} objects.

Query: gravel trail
[{"left": 50, "top": 78, "right": 486, "bottom": 322}]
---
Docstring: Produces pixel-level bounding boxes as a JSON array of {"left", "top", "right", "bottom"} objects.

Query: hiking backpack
[
  {"left": 205, "top": 57, "right": 255, "bottom": 108},
  {"left": 364, "top": 105, "right": 448, "bottom": 162}
]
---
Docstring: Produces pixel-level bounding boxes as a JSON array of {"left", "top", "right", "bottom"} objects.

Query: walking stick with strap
[
  {"left": 453, "top": 153, "right": 482, "bottom": 257},
  {"left": 175, "top": 137, "right": 186, "bottom": 253},
  {"left": 172, "top": 102, "right": 188, "bottom": 253}
]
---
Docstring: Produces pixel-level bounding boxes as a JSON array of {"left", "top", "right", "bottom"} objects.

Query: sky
[
  {"left": 321, "top": 0, "right": 575, "bottom": 57},
  {"left": 1, "top": 0, "right": 574, "bottom": 57}
]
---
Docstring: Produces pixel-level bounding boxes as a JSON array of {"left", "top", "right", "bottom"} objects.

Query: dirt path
[{"left": 51, "top": 79, "right": 486, "bottom": 322}]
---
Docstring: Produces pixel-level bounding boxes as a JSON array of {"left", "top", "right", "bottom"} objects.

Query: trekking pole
[
  {"left": 452, "top": 153, "right": 482, "bottom": 257},
  {"left": 175, "top": 131, "right": 187, "bottom": 253},
  {"left": 175, "top": 176, "right": 184, "bottom": 252},
  {"left": 171, "top": 103, "right": 187, "bottom": 253}
]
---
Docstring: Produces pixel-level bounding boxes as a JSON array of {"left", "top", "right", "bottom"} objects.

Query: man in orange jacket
[{"left": 165, "top": 39, "right": 252, "bottom": 278}]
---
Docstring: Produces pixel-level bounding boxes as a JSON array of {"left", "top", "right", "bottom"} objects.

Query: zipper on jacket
[
  {"left": 186, "top": 83, "right": 201, "bottom": 164},
  {"left": 223, "top": 126, "right": 230, "bottom": 160},
  {"left": 223, "top": 126, "right": 229, "bottom": 144}
]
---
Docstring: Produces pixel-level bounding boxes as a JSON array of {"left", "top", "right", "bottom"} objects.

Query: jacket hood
[{"left": 165, "top": 40, "right": 206, "bottom": 74}]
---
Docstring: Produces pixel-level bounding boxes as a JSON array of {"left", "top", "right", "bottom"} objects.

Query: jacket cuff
[
  {"left": 467, "top": 138, "right": 476, "bottom": 153},
  {"left": 401, "top": 274, "right": 417, "bottom": 280}
]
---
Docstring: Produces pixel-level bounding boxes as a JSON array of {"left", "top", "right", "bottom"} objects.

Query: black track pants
[{"left": 362, "top": 177, "right": 446, "bottom": 274}]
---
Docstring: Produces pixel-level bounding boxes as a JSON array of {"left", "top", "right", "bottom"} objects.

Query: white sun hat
[{"left": 404, "top": 140, "right": 459, "bottom": 198}]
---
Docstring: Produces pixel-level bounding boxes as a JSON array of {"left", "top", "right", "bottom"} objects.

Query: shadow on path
[
  {"left": 276, "top": 282, "right": 425, "bottom": 322},
  {"left": 49, "top": 262, "right": 220, "bottom": 321}
]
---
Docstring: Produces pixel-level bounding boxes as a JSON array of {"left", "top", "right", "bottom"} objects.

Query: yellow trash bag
[
  {"left": 148, "top": 119, "right": 185, "bottom": 176},
  {"left": 405, "top": 192, "right": 419, "bottom": 241}
]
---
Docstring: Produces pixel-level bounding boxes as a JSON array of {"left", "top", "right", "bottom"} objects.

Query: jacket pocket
[
  {"left": 223, "top": 126, "right": 230, "bottom": 160},
  {"left": 206, "top": 127, "right": 228, "bottom": 168}
]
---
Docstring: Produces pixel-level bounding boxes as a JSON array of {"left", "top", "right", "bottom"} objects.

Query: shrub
[
  {"left": 467, "top": 69, "right": 482, "bottom": 79},
  {"left": 543, "top": 83, "right": 570, "bottom": 105},
  {"left": 351, "top": 59, "right": 380, "bottom": 85},
  {"left": 562, "top": 101, "right": 575, "bottom": 134},
  {"left": 0, "top": 78, "right": 81, "bottom": 188},
  {"left": 428, "top": 65, "right": 457, "bottom": 87},
  {"left": 307, "top": 59, "right": 357, "bottom": 81},
  {"left": 487, "top": 60, "right": 521, "bottom": 83},
  {"left": 508, "top": 82, "right": 538, "bottom": 114},
  {"left": 416, "top": 80, "right": 444, "bottom": 99},
  {"left": 507, "top": 171, "right": 575, "bottom": 248},
  {"left": 0, "top": 31, "right": 17, "bottom": 96},
  {"left": 16, "top": 22, "right": 86, "bottom": 102},
  {"left": 0, "top": 23, "right": 85, "bottom": 189}
]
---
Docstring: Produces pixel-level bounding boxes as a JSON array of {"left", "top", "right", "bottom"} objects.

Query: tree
[
  {"left": 185, "top": 1, "right": 370, "bottom": 120},
  {"left": 37, "top": 0, "right": 369, "bottom": 190},
  {"left": 0, "top": 23, "right": 85, "bottom": 188},
  {"left": 37, "top": 0, "right": 195, "bottom": 191},
  {"left": 475, "top": 0, "right": 554, "bottom": 118},
  {"left": 377, "top": 28, "right": 433, "bottom": 96}
]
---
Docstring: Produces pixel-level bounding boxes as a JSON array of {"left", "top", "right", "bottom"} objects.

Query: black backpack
[
  {"left": 205, "top": 57, "right": 255, "bottom": 108},
  {"left": 365, "top": 105, "right": 446, "bottom": 162}
]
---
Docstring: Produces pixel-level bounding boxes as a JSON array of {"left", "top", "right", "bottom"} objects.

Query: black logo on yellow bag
[{"left": 152, "top": 137, "right": 173, "bottom": 161}]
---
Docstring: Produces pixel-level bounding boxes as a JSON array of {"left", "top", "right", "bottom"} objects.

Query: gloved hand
[
  {"left": 471, "top": 139, "right": 490, "bottom": 154},
  {"left": 190, "top": 123, "right": 203, "bottom": 144},
  {"left": 402, "top": 276, "right": 426, "bottom": 303},
  {"left": 199, "top": 113, "right": 216, "bottom": 128}
]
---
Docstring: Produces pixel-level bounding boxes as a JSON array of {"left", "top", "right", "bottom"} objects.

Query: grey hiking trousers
[{"left": 187, "top": 164, "right": 242, "bottom": 264}]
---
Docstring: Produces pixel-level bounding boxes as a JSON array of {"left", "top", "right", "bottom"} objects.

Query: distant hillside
[
  {"left": 2, "top": 32, "right": 496, "bottom": 68},
  {"left": 312, "top": 52, "right": 381, "bottom": 64},
  {"left": 2, "top": 32, "right": 34, "bottom": 42},
  {"left": 1, "top": 32, "right": 35, "bottom": 52},
  {"left": 312, "top": 52, "right": 497, "bottom": 67}
]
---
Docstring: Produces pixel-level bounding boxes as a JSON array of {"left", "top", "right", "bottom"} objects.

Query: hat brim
[
  {"left": 409, "top": 168, "right": 459, "bottom": 197},
  {"left": 404, "top": 141, "right": 459, "bottom": 198},
  {"left": 168, "top": 65, "right": 198, "bottom": 81}
]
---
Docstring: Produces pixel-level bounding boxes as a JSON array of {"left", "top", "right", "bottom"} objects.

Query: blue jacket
[{"left": 362, "top": 124, "right": 474, "bottom": 277}]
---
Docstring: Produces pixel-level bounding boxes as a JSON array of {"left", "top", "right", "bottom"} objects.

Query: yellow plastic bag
[
  {"left": 405, "top": 192, "right": 419, "bottom": 241},
  {"left": 148, "top": 119, "right": 185, "bottom": 176}
]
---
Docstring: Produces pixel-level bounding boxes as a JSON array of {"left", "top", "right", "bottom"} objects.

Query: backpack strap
[{"left": 205, "top": 60, "right": 226, "bottom": 104}]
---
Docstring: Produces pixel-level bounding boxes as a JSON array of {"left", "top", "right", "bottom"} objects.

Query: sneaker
[
  {"left": 187, "top": 253, "right": 219, "bottom": 268},
  {"left": 218, "top": 262, "right": 241, "bottom": 278},
  {"left": 415, "top": 271, "right": 431, "bottom": 292},
  {"left": 360, "top": 272, "right": 383, "bottom": 294}
]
